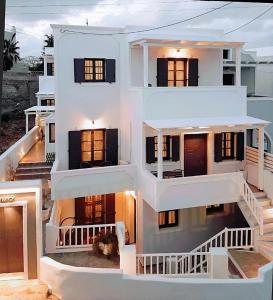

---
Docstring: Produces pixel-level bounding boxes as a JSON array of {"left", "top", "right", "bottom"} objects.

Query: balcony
[
  {"left": 140, "top": 170, "right": 242, "bottom": 211},
  {"left": 50, "top": 160, "right": 137, "bottom": 200}
]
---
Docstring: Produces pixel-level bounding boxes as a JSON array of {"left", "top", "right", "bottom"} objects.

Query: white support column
[
  {"left": 180, "top": 131, "right": 184, "bottom": 175},
  {"left": 25, "top": 113, "right": 29, "bottom": 133},
  {"left": 235, "top": 47, "right": 241, "bottom": 86},
  {"left": 157, "top": 129, "right": 163, "bottom": 179},
  {"left": 44, "top": 56, "right": 48, "bottom": 76},
  {"left": 258, "top": 126, "right": 265, "bottom": 190},
  {"left": 143, "top": 43, "right": 149, "bottom": 87}
]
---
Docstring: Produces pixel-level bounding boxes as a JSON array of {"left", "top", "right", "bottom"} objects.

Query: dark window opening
[
  {"left": 84, "top": 59, "right": 105, "bottom": 82},
  {"left": 47, "top": 62, "right": 54, "bottom": 76},
  {"left": 158, "top": 210, "right": 178, "bottom": 228},
  {"left": 41, "top": 99, "right": 55, "bottom": 106},
  {"left": 223, "top": 49, "right": 230, "bottom": 60},
  {"left": 206, "top": 204, "right": 224, "bottom": 215},
  {"left": 49, "top": 123, "right": 55, "bottom": 143}
]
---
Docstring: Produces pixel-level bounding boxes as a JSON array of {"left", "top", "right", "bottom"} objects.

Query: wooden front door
[
  {"left": 0, "top": 206, "right": 23, "bottom": 274},
  {"left": 184, "top": 134, "right": 207, "bottom": 177},
  {"left": 75, "top": 194, "right": 115, "bottom": 225}
]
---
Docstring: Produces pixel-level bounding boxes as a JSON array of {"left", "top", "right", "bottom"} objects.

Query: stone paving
[
  {"left": 0, "top": 279, "right": 59, "bottom": 300},
  {"left": 229, "top": 250, "right": 270, "bottom": 278}
]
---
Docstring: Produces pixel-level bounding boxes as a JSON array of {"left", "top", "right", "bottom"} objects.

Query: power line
[
  {"left": 224, "top": 5, "right": 273, "bottom": 35},
  {"left": 61, "top": 1, "right": 233, "bottom": 36}
]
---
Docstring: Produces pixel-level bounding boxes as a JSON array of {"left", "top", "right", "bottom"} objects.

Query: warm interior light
[
  {"left": 228, "top": 125, "right": 235, "bottom": 128},
  {"left": 183, "top": 127, "right": 194, "bottom": 130},
  {"left": 199, "top": 126, "right": 210, "bottom": 129}
]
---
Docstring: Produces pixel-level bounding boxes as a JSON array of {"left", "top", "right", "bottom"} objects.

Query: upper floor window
[
  {"left": 223, "top": 49, "right": 232, "bottom": 60},
  {"left": 167, "top": 59, "right": 187, "bottom": 87},
  {"left": 81, "top": 129, "right": 105, "bottom": 163},
  {"left": 154, "top": 135, "right": 169, "bottom": 160},
  {"left": 74, "top": 58, "right": 115, "bottom": 83},
  {"left": 49, "top": 123, "right": 55, "bottom": 143},
  {"left": 214, "top": 132, "right": 244, "bottom": 162},
  {"left": 47, "top": 62, "right": 54, "bottom": 76},
  {"left": 84, "top": 59, "right": 105, "bottom": 82},
  {"left": 158, "top": 210, "right": 178, "bottom": 228},
  {"left": 41, "top": 99, "right": 55, "bottom": 106}
]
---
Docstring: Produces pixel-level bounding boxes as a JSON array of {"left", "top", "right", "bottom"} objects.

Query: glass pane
[
  {"left": 168, "top": 71, "right": 174, "bottom": 80},
  {"left": 94, "top": 141, "right": 104, "bottom": 150},
  {"left": 176, "top": 61, "right": 183, "bottom": 70},
  {"left": 82, "top": 152, "right": 91, "bottom": 161},
  {"left": 94, "top": 130, "right": 104, "bottom": 140},
  {"left": 168, "top": 61, "right": 174, "bottom": 70},
  {"left": 168, "top": 211, "right": 176, "bottom": 224},
  {"left": 168, "top": 81, "right": 174, "bottom": 87},
  {"left": 81, "top": 141, "right": 91, "bottom": 152},
  {"left": 226, "top": 149, "right": 231, "bottom": 156},
  {"left": 82, "top": 131, "right": 91, "bottom": 141},
  {"left": 176, "top": 71, "right": 184, "bottom": 80},
  {"left": 176, "top": 81, "right": 183, "bottom": 87},
  {"left": 94, "top": 151, "right": 103, "bottom": 160},
  {"left": 158, "top": 212, "right": 165, "bottom": 225}
]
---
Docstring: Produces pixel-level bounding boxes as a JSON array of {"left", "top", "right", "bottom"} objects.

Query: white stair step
[
  {"left": 258, "top": 198, "right": 272, "bottom": 207},
  {"left": 258, "top": 233, "right": 273, "bottom": 242},
  {"left": 262, "top": 223, "right": 273, "bottom": 234},
  {"left": 254, "top": 192, "right": 267, "bottom": 199}
]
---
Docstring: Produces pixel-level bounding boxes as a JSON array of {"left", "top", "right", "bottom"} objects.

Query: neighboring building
[{"left": 0, "top": 25, "right": 273, "bottom": 299}]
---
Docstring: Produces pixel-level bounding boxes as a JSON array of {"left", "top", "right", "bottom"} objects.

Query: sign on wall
[{"left": 0, "top": 195, "right": 16, "bottom": 203}]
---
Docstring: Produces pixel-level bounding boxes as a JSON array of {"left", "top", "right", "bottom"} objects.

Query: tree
[
  {"left": 44, "top": 34, "right": 54, "bottom": 48},
  {"left": 3, "top": 33, "right": 20, "bottom": 71}
]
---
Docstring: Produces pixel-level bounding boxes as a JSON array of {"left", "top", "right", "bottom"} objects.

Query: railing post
[
  {"left": 210, "top": 248, "right": 229, "bottom": 279},
  {"left": 224, "top": 227, "right": 228, "bottom": 248}
]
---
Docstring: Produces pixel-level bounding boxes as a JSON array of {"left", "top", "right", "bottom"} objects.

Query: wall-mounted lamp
[
  {"left": 177, "top": 49, "right": 180, "bottom": 53},
  {"left": 92, "top": 120, "right": 95, "bottom": 125}
]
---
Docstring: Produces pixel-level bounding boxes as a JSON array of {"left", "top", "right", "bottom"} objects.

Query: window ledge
[{"left": 75, "top": 82, "right": 115, "bottom": 86}]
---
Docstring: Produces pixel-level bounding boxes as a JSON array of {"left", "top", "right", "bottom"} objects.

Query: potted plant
[{"left": 93, "top": 231, "right": 118, "bottom": 257}]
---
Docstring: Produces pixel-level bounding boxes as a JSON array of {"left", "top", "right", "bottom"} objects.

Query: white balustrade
[
  {"left": 136, "top": 252, "right": 210, "bottom": 276},
  {"left": 56, "top": 223, "right": 116, "bottom": 249}
]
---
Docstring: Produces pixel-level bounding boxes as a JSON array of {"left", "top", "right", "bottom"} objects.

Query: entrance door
[
  {"left": 75, "top": 194, "right": 115, "bottom": 225},
  {"left": 184, "top": 134, "right": 207, "bottom": 177},
  {"left": 0, "top": 206, "right": 23, "bottom": 274}
]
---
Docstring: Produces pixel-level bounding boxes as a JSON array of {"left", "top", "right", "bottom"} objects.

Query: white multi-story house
[{"left": 1, "top": 25, "right": 273, "bottom": 300}]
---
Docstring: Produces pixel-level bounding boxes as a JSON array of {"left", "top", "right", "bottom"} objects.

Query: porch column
[
  {"left": 25, "top": 113, "right": 29, "bottom": 133},
  {"left": 258, "top": 126, "right": 265, "bottom": 190},
  {"left": 143, "top": 43, "right": 149, "bottom": 87},
  {"left": 235, "top": 47, "right": 241, "bottom": 86},
  {"left": 44, "top": 56, "right": 48, "bottom": 76},
  {"left": 157, "top": 129, "right": 163, "bottom": 179}
]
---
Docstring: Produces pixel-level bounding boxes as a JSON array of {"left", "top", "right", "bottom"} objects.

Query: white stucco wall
[
  {"left": 40, "top": 257, "right": 273, "bottom": 300},
  {"left": 53, "top": 28, "right": 125, "bottom": 170}
]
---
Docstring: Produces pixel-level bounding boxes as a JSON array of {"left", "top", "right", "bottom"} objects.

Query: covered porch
[{"left": 144, "top": 115, "right": 269, "bottom": 191}]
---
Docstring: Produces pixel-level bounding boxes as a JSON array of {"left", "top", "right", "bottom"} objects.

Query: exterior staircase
[
  {"left": 15, "top": 162, "right": 52, "bottom": 180},
  {"left": 238, "top": 189, "right": 273, "bottom": 260}
]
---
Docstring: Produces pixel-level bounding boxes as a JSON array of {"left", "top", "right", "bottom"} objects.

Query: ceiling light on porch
[
  {"left": 183, "top": 127, "right": 194, "bottom": 130},
  {"left": 199, "top": 126, "right": 210, "bottom": 129},
  {"left": 228, "top": 125, "right": 235, "bottom": 128}
]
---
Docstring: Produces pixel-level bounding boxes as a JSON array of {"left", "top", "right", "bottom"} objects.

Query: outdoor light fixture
[
  {"left": 183, "top": 127, "right": 194, "bottom": 130},
  {"left": 199, "top": 126, "right": 210, "bottom": 129}
]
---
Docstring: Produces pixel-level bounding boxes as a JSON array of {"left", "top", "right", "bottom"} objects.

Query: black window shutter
[
  {"left": 74, "top": 58, "right": 85, "bottom": 83},
  {"left": 236, "top": 132, "right": 245, "bottom": 161},
  {"left": 47, "top": 63, "right": 53, "bottom": 76},
  {"left": 188, "top": 58, "right": 199, "bottom": 86},
  {"left": 214, "top": 133, "right": 223, "bottom": 162},
  {"left": 105, "top": 59, "right": 116, "bottom": 83},
  {"left": 106, "top": 129, "right": 118, "bottom": 165},
  {"left": 105, "top": 194, "right": 116, "bottom": 224},
  {"left": 75, "top": 197, "right": 85, "bottom": 225},
  {"left": 146, "top": 137, "right": 155, "bottom": 164},
  {"left": 68, "top": 131, "right": 82, "bottom": 169},
  {"left": 165, "top": 135, "right": 171, "bottom": 160},
  {"left": 172, "top": 135, "right": 180, "bottom": 162},
  {"left": 157, "top": 58, "right": 168, "bottom": 87}
]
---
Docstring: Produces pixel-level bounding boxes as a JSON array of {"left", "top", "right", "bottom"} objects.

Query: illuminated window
[
  {"left": 154, "top": 135, "right": 169, "bottom": 160},
  {"left": 81, "top": 129, "right": 105, "bottom": 163},
  {"left": 158, "top": 210, "right": 178, "bottom": 228},
  {"left": 84, "top": 59, "right": 105, "bottom": 82},
  {"left": 84, "top": 195, "right": 105, "bottom": 224},
  {"left": 167, "top": 59, "right": 186, "bottom": 87},
  {"left": 222, "top": 132, "right": 235, "bottom": 159},
  {"left": 41, "top": 99, "right": 55, "bottom": 106},
  {"left": 206, "top": 204, "right": 224, "bottom": 215}
]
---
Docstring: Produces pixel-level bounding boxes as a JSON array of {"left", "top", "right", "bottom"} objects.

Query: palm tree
[
  {"left": 3, "top": 33, "right": 20, "bottom": 71},
  {"left": 44, "top": 34, "right": 54, "bottom": 48}
]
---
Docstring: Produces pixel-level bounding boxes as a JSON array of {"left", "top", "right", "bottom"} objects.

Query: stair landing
[
  {"left": 21, "top": 140, "right": 45, "bottom": 163},
  {"left": 229, "top": 250, "right": 269, "bottom": 278}
]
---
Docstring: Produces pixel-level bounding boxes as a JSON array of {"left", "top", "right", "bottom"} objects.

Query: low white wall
[
  {"left": 0, "top": 126, "right": 39, "bottom": 181},
  {"left": 40, "top": 257, "right": 273, "bottom": 300}
]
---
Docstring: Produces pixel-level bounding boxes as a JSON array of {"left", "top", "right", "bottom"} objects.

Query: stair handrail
[{"left": 239, "top": 175, "right": 264, "bottom": 235}]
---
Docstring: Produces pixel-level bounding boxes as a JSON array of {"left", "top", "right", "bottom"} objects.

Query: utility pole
[{"left": 0, "top": 0, "right": 6, "bottom": 139}]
